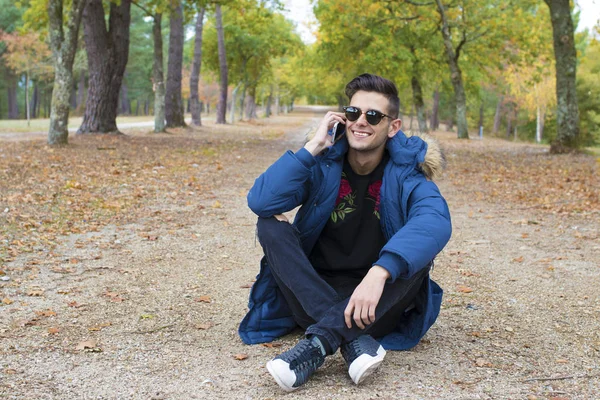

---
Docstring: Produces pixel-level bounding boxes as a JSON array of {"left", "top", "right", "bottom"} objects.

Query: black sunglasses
[{"left": 343, "top": 106, "right": 394, "bottom": 126}]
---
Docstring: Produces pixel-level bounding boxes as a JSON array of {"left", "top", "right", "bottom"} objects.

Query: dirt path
[{"left": 1, "top": 112, "right": 598, "bottom": 399}]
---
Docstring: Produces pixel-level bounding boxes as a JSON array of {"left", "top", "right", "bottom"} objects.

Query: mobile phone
[{"left": 331, "top": 122, "right": 345, "bottom": 143}]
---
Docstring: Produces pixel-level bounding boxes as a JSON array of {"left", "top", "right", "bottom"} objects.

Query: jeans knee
[{"left": 256, "top": 216, "right": 292, "bottom": 248}]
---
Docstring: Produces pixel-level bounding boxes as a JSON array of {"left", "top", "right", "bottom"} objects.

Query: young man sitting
[{"left": 239, "top": 73, "right": 452, "bottom": 391}]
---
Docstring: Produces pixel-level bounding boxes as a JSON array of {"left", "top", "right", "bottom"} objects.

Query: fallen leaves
[
  {"left": 474, "top": 358, "right": 493, "bottom": 368},
  {"left": 2, "top": 297, "right": 14, "bottom": 305},
  {"left": 35, "top": 309, "right": 57, "bottom": 317},
  {"left": 76, "top": 340, "right": 101, "bottom": 352},
  {"left": 47, "top": 327, "right": 60, "bottom": 335},
  {"left": 103, "top": 290, "right": 125, "bottom": 302},
  {"left": 26, "top": 288, "right": 44, "bottom": 297},
  {"left": 196, "top": 322, "right": 214, "bottom": 330},
  {"left": 195, "top": 296, "right": 211, "bottom": 303},
  {"left": 261, "top": 342, "right": 282, "bottom": 348},
  {"left": 457, "top": 285, "right": 473, "bottom": 293},
  {"left": 233, "top": 353, "right": 248, "bottom": 360},
  {"left": 88, "top": 322, "right": 111, "bottom": 332}
]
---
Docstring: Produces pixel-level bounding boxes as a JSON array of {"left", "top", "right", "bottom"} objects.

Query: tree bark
[
  {"left": 229, "top": 84, "right": 239, "bottom": 123},
  {"left": 120, "top": 81, "right": 130, "bottom": 115},
  {"left": 76, "top": 71, "right": 85, "bottom": 111},
  {"left": 493, "top": 95, "right": 503, "bottom": 134},
  {"left": 78, "top": 0, "right": 131, "bottom": 134},
  {"left": 215, "top": 4, "right": 228, "bottom": 124},
  {"left": 435, "top": 0, "right": 469, "bottom": 139},
  {"left": 544, "top": 0, "right": 580, "bottom": 153},
  {"left": 245, "top": 87, "right": 258, "bottom": 120},
  {"left": 430, "top": 88, "right": 440, "bottom": 130},
  {"left": 31, "top": 80, "right": 38, "bottom": 118},
  {"left": 152, "top": 13, "right": 165, "bottom": 132},
  {"left": 6, "top": 72, "right": 18, "bottom": 119},
  {"left": 190, "top": 7, "right": 206, "bottom": 126},
  {"left": 265, "top": 87, "right": 273, "bottom": 117},
  {"left": 165, "top": 1, "right": 186, "bottom": 128},
  {"left": 409, "top": 46, "right": 427, "bottom": 133},
  {"left": 47, "top": 0, "right": 87, "bottom": 145}
]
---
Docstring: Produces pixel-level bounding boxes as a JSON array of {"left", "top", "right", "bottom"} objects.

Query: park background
[{"left": 1, "top": 0, "right": 599, "bottom": 399}]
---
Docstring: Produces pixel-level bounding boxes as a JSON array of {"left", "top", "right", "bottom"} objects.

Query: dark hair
[{"left": 345, "top": 73, "right": 400, "bottom": 119}]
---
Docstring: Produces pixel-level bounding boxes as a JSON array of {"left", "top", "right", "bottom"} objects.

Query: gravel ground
[{"left": 1, "top": 111, "right": 599, "bottom": 399}]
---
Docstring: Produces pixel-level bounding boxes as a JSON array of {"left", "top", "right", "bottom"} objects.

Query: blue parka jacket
[{"left": 239, "top": 130, "right": 452, "bottom": 350}]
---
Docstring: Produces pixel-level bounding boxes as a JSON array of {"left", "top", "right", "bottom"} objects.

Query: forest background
[{"left": 0, "top": 0, "right": 599, "bottom": 151}]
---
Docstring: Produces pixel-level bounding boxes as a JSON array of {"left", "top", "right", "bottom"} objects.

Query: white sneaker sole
[
  {"left": 266, "top": 359, "right": 297, "bottom": 392},
  {"left": 348, "top": 345, "right": 386, "bottom": 385}
]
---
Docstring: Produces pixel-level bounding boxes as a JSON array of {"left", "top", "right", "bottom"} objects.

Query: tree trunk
[
  {"left": 266, "top": 87, "right": 273, "bottom": 117},
  {"left": 152, "top": 13, "right": 165, "bottom": 132},
  {"left": 239, "top": 85, "right": 246, "bottom": 120},
  {"left": 435, "top": 0, "right": 469, "bottom": 139},
  {"left": 245, "top": 87, "right": 258, "bottom": 120},
  {"left": 69, "top": 76, "right": 77, "bottom": 109},
  {"left": 411, "top": 76, "right": 427, "bottom": 133},
  {"left": 31, "top": 81, "right": 38, "bottom": 119},
  {"left": 165, "top": 2, "right": 185, "bottom": 128},
  {"left": 544, "top": 0, "right": 580, "bottom": 153},
  {"left": 190, "top": 7, "right": 205, "bottom": 126},
  {"left": 6, "top": 72, "right": 18, "bottom": 119},
  {"left": 229, "top": 84, "right": 239, "bottom": 123},
  {"left": 120, "top": 81, "right": 130, "bottom": 115},
  {"left": 506, "top": 107, "right": 512, "bottom": 139},
  {"left": 535, "top": 105, "right": 542, "bottom": 143},
  {"left": 409, "top": 47, "right": 427, "bottom": 132},
  {"left": 215, "top": 4, "right": 228, "bottom": 124},
  {"left": 76, "top": 71, "right": 85, "bottom": 113},
  {"left": 47, "top": 0, "right": 87, "bottom": 145},
  {"left": 430, "top": 88, "right": 440, "bottom": 130},
  {"left": 478, "top": 103, "right": 484, "bottom": 137},
  {"left": 493, "top": 95, "right": 503, "bottom": 134},
  {"left": 78, "top": 0, "right": 131, "bottom": 134},
  {"left": 25, "top": 71, "right": 30, "bottom": 126}
]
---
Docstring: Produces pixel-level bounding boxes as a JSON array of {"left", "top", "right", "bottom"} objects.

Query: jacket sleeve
[
  {"left": 375, "top": 179, "right": 452, "bottom": 282},
  {"left": 247, "top": 147, "right": 316, "bottom": 217}
]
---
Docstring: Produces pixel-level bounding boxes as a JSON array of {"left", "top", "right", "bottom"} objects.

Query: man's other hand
[{"left": 344, "top": 266, "right": 391, "bottom": 329}]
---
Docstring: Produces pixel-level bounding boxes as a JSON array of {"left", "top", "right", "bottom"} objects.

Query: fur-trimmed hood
[{"left": 400, "top": 131, "right": 446, "bottom": 181}]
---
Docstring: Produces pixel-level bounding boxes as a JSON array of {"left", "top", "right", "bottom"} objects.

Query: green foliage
[
  {"left": 123, "top": 4, "right": 156, "bottom": 109},
  {"left": 576, "top": 37, "right": 600, "bottom": 146},
  {"left": 202, "top": 0, "right": 302, "bottom": 106}
]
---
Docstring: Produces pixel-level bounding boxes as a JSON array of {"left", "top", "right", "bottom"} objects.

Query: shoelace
[
  {"left": 342, "top": 339, "right": 362, "bottom": 363},
  {"left": 285, "top": 340, "right": 324, "bottom": 386}
]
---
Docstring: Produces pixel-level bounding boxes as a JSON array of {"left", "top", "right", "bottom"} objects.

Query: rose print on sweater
[
  {"left": 367, "top": 180, "right": 382, "bottom": 220},
  {"left": 331, "top": 173, "right": 356, "bottom": 223}
]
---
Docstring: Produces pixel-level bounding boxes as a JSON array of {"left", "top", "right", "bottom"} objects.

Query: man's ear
[{"left": 388, "top": 119, "right": 402, "bottom": 138}]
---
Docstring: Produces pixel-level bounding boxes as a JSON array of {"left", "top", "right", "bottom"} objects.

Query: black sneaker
[
  {"left": 266, "top": 336, "right": 326, "bottom": 391},
  {"left": 340, "top": 335, "right": 386, "bottom": 384}
]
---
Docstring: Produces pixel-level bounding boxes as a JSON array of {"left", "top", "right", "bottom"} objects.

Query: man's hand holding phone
[{"left": 304, "top": 111, "right": 345, "bottom": 157}]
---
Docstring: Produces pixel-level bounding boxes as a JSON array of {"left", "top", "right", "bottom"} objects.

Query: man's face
[{"left": 346, "top": 90, "right": 401, "bottom": 154}]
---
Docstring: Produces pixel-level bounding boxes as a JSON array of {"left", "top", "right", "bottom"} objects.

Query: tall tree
[
  {"left": 1, "top": 31, "right": 52, "bottom": 126},
  {"left": 543, "top": 0, "right": 580, "bottom": 153},
  {"left": 434, "top": 0, "right": 469, "bottom": 139},
  {"left": 152, "top": 12, "right": 166, "bottom": 132},
  {"left": 165, "top": 0, "right": 185, "bottom": 128},
  {"left": 130, "top": 1, "right": 165, "bottom": 132},
  {"left": 215, "top": 4, "right": 227, "bottom": 124},
  {"left": 190, "top": 6, "right": 206, "bottom": 126},
  {"left": 77, "top": 0, "right": 131, "bottom": 134},
  {"left": 46, "top": 0, "right": 86, "bottom": 144}
]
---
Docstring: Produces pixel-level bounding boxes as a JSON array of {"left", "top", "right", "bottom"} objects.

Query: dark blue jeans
[{"left": 256, "top": 216, "right": 429, "bottom": 352}]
